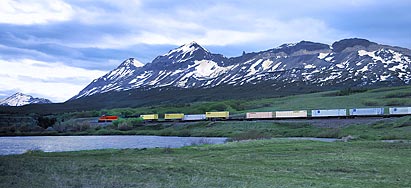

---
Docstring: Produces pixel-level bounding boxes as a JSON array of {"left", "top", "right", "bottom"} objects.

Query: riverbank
[
  {"left": 1, "top": 139, "right": 410, "bottom": 187},
  {"left": 2, "top": 116, "right": 411, "bottom": 141}
]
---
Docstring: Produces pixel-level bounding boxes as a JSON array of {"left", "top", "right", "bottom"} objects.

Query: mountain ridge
[{"left": 71, "top": 38, "right": 411, "bottom": 100}]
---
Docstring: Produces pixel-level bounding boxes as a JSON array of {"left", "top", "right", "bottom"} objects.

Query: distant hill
[{"left": 0, "top": 93, "right": 52, "bottom": 106}]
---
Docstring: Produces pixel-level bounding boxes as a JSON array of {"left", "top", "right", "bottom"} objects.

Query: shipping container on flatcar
[
  {"left": 98, "top": 115, "right": 118, "bottom": 122},
  {"left": 164, "top": 113, "right": 184, "bottom": 120},
  {"left": 246, "top": 112, "right": 273, "bottom": 119},
  {"left": 275, "top": 110, "right": 307, "bottom": 118},
  {"left": 349, "top": 108, "right": 384, "bottom": 116},
  {"left": 389, "top": 107, "right": 411, "bottom": 115},
  {"left": 205, "top": 111, "right": 229, "bottom": 119},
  {"left": 140, "top": 114, "right": 159, "bottom": 120},
  {"left": 182, "top": 114, "right": 207, "bottom": 121},
  {"left": 311, "top": 109, "right": 347, "bottom": 117}
]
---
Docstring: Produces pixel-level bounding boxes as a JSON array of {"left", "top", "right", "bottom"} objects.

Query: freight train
[
  {"left": 99, "top": 107, "right": 411, "bottom": 123},
  {"left": 145, "top": 107, "right": 410, "bottom": 121}
]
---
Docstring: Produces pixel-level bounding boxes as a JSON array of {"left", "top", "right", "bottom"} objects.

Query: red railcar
[{"left": 98, "top": 115, "right": 118, "bottom": 122}]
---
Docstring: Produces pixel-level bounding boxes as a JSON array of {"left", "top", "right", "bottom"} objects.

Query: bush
[
  {"left": 323, "top": 88, "right": 368, "bottom": 97},
  {"left": 54, "top": 120, "right": 91, "bottom": 132},
  {"left": 118, "top": 122, "right": 133, "bottom": 131},
  {"left": 37, "top": 116, "right": 57, "bottom": 129},
  {"left": 113, "top": 118, "right": 144, "bottom": 130},
  {"left": 73, "top": 122, "right": 91, "bottom": 132}
]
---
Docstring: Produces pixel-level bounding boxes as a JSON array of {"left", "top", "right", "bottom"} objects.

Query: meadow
[{"left": 1, "top": 139, "right": 410, "bottom": 187}]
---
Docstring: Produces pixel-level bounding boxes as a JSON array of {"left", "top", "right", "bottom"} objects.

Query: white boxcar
[
  {"left": 311, "top": 109, "right": 347, "bottom": 117},
  {"left": 275, "top": 110, "right": 307, "bottom": 118},
  {"left": 182, "top": 114, "right": 206, "bottom": 121},
  {"left": 389, "top": 107, "right": 411, "bottom": 115},
  {"left": 349, "top": 108, "right": 384, "bottom": 116},
  {"left": 246, "top": 112, "right": 273, "bottom": 119}
]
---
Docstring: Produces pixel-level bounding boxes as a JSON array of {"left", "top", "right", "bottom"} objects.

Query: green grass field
[
  {"left": 58, "top": 85, "right": 411, "bottom": 118},
  {"left": 1, "top": 139, "right": 410, "bottom": 187}
]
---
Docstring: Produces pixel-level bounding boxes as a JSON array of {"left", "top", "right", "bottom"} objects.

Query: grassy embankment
[
  {"left": 1, "top": 139, "right": 410, "bottom": 187},
  {"left": 92, "top": 85, "right": 411, "bottom": 116}
]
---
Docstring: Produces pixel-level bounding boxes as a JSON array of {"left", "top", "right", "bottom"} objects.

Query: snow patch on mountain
[
  {"left": 247, "top": 59, "right": 263, "bottom": 76},
  {"left": 304, "top": 64, "right": 316, "bottom": 69},
  {"left": 262, "top": 59, "right": 274, "bottom": 70},
  {"left": 318, "top": 52, "right": 329, "bottom": 59},
  {"left": 193, "top": 60, "right": 226, "bottom": 79}
]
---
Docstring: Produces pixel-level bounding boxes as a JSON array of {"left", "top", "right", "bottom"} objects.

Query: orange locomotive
[{"left": 98, "top": 115, "right": 118, "bottom": 122}]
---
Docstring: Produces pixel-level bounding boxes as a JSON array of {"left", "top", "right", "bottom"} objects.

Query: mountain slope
[
  {"left": 0, "top": 93, "right": 52, "bottom": 106},
  {"left": 74, "top": 58, "right": 144, "bottom": 98},
  {"left": 71, "top": 38, "right": 411, "bottom": 100}
]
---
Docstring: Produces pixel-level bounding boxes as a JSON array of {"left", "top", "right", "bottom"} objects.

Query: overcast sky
[{"left": 1, "top": 0, "right": 410, "bottom": 102}]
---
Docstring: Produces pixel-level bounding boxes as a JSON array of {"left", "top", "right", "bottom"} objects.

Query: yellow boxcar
[
  {"left": 164, "top": 113, "right": 184, "bottom": 120},
  {"left": 140, "top": 114, "right": 159, "bottom": 120},
  {"left": 205, "top": 111, "right": 229, "bottom": 119}
]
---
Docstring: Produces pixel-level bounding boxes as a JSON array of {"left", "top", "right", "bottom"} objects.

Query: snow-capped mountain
[
  {"left": 72, "top": 38, "right": 411, "bottom": 100},
  {"left": 0, "top": 93, "right": 52, "bottom": 106},
  {"left": 74, "top": 58, "right": 144, "bottom": 98}
]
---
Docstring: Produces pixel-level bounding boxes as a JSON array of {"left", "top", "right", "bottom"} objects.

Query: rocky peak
[
  {"left": 273, "top": 41, "right": 330, "bottom": 55},
  {"left": 332, "top": 38, "right": 377, "bottom": 52},
  {"left": 118, "top": 58, "right": 144, "bottom": 68},
  {"left": 152, "top": 41, "right": 213, "bottom": 65}
]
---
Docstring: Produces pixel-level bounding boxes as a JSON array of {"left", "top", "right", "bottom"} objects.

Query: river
[{"left": 0, "top": 135, "right": 227, "bottom": 155}]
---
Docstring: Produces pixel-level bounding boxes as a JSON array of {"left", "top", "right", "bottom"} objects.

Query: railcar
[
  {"left": 349, "top": 108, "right": 384, "bottom": 116},
  {"left": 275, "top": 110, "right": 307, "bottom": 118},
  {"left": 164, "top": 113, "right": 184, "bottom": 120},
  {"left": 311, "top": 109, "right": 347, "bottom": 118},
  {"left": 389, "top": 107, "right": 411, "bottom": 115},
  {"left": 246, "top": 112, "right": 273, "bottom": 119},
  {"left": 183, "top": 114, "right": 207, "bottom": 121},
  {"left": 206, "top": 111, "right": 229, "bottom": 119},
  {"left": 140, "top": 114, "right": 159, "bottom": 120}
]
